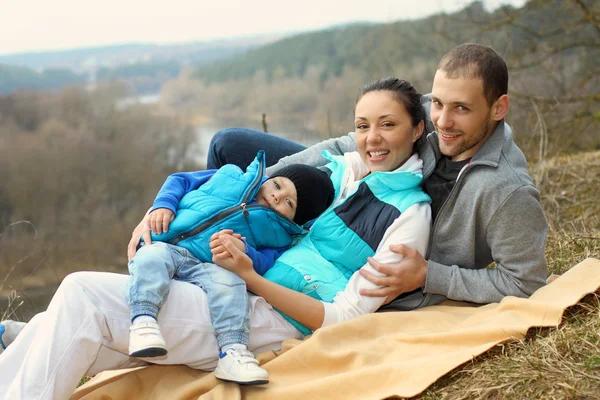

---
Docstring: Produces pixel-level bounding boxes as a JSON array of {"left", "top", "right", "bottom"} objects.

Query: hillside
[
  {"left": 192, "top": 0, "right": 595, "bottom": 84},
  {"left": 0, "top": 34, "right": 284, "bottom": 95}
]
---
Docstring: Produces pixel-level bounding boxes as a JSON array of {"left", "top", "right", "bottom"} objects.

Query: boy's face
[{"left": 256, "top": 176, "right": 297, "bottom": 221}]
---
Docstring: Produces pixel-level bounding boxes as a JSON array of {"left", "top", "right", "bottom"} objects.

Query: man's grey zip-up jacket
[{"left": 266, "top": 95, "right": 548, "bottom": 309}]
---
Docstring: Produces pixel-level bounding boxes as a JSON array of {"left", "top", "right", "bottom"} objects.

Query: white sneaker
[
  {"left": 214, "top": 346, "right": 269, "bottom": 385},
  {"left": 0, "top": 320, "right": 27, "bottom": 355},
  {"left": 128, "top": 321, "right": 168, "bottom": 358}
]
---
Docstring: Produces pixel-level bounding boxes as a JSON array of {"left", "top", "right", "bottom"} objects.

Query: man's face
[{"left": 430, "top": 70, "right": 498, "bottom": 161}]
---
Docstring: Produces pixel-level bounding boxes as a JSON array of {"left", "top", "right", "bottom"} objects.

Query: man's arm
[
  {"left": 361, "top": 186, "right": 548, "bottom": 304},
  {"left": 322, "top": 203, "right": 431, "bottom": 326},
  {"left": 425, "top": 185, "right": 548, "bottom": 303},
  {"left": 266, "top": 133, "right": 357, "bottom": 175}
]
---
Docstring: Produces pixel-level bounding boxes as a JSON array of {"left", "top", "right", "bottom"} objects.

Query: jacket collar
[{"left": 420, "top": 120, "right": 511, "bottom": 179}]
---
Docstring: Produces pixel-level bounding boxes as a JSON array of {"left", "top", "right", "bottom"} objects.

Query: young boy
[{"left": 126, "top": 150, "right": 334, "bottom": 385}]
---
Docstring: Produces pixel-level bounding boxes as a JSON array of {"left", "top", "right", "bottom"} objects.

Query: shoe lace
[
  {"left": 227, "top": 348, "right": 259, "bottom": 365},
  {"left": 130, "top": 322, "right": 161, "bottom": 336}
]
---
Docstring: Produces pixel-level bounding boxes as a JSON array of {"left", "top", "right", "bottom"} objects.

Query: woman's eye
[
  {"left": 356, "top": 124, "right": 367, "bottom": 130},
  {"left": 382, "top": 122, "right": 395, "bottom": 127}
]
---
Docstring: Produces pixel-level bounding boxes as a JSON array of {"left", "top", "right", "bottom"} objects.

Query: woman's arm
[
  {"left": 321, "top": 203, "right": 431, "bottom": 327},
  {"left": 216, "top": 235, "right": 325, "bottom": 330},
  {"left": 216, "top": 203, "right": 430, "bottom": 330}
]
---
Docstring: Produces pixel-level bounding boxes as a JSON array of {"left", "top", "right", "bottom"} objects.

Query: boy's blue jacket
[
  {"left": 263, "top": 151, "right": 431, "bottom": 335},
  {"left": 149, "top": 151, "right": 303, "bottom": 268}
]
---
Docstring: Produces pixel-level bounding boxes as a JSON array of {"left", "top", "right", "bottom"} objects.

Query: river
[{"left": 1, "top": 117, "right": 325, "bottom": 322}]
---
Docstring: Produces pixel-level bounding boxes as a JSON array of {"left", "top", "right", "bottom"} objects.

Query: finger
[
  {"left": 210, "top": 245, "right": 226, "bottom": 254},
  {"left": 162, "top": 213, "right": 171, "bottom": 233},
  {"left": 359, "top": 268, "right": 394, "bottom": 286},
  {"left": 389, "top": 243, "right": 411, "bottom": 256},
  {"left": 142, "top": 227, "right": 152, "bottom": 246},
  {"left": 232, "top": 233, "right": 242, "bottom": 239},
  {"left": 366, "top": 257, "right": 394, "bottom": 275},
  {"left": 213, "top": 250, "right": 232, "bottom": 259},
  {"left": 127, "top": 237, "right": 138, "bottom": 260},
  {"left": 220, "top": 235, "right": 243, "bottom": 258},
  {"left": 359, "top": 286, "right": 396, "bottom": 298},
  {"left": 151, "top": 215, "right": 160, "bottom": 234},
  {"left": 211, "top": 230, "right": 232, "bottom": 241}
]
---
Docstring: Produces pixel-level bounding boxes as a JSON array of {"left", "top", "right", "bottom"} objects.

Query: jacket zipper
[
  {"left": 426, "top": 163, "right": 472, "bottom": 258},
  {"left": 171, "top": 157, "right": 266, "bottom": 245},
  {"left": 170, "top": 171, "right": 301, "bottom": 245}
]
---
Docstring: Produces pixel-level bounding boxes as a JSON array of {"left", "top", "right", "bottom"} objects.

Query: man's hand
[
  {"left": 209, "top": 230, "right": 246, "bottom": 255},
  {"left": 211, "top": 234, "right": 254, "bottom": 279},
  {"left": 127, "top": 211, "right": 152, "bottom": 261},
  {"left": 148, "top": 208, "right": 175, "bottom": 235},
  {"left": 359, "top": 244, "right": 428, "bottom": 304}
]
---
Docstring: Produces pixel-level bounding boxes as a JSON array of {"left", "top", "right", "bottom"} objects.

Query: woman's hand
[
  {"left": 359, "top": 244, "right": 427, "bottom": 304},
  {"left": 209, "top": 230, "right": 246, "bottom": 254},
  {"left": 211, "top": 234, "right": 255, "bottom": 279},
  {"left": 127, "top": 211, "right": 152, "bottom": 261}
]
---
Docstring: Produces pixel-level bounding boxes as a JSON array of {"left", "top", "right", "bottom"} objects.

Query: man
[{"left": 198, "top": 43, "right": 548, "bottom": 309}]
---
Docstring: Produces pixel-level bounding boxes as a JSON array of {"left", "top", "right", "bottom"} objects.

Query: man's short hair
[{"left": 437, "top": 43, "right": 508, "bottom": 106}]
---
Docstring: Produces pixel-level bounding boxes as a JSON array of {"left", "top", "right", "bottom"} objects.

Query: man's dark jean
[{"left": 207, "top": 128, "right": 307, "bottom": 170}]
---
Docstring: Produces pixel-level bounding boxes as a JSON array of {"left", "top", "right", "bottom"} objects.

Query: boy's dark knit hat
[{"left": 268, "top": 164, "right": 334, "bottom": 225}]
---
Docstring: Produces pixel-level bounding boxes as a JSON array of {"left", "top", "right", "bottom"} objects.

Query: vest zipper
[
  {"left": 169, "top": 202, "right": 251, "bottom": 245},
  {"left": 170, "top": 161, "right": 302, "bottom": 245},
  {"left": 171, "top": 156, "right": 266, "bottom": 245},
  {"left": 426, "top": 164, "right": 472, "bottom": 258}
]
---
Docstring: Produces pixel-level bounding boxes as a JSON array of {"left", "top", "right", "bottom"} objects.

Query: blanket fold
[{"left": 72, "top": 258, "right": 600, "bottom": 400}]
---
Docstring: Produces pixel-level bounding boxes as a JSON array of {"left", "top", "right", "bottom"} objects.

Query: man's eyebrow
[{"left": 432, "top": 97, "right": 474, "bottom": 106}]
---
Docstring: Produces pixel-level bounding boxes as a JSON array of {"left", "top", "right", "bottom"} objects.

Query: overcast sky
[{"left": 0, "top": 0, "right": 527, "bottom": 55}]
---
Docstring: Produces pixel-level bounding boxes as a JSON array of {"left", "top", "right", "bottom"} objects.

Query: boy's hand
[
  {"left": 209, "top": 230, "right": 246, "bottom": 255},
  {"left": 212, "top": 234, "right": 254, "bottom": 278},
  {"left": 148, "top": 208, "right": 175, "bottom": 235}
]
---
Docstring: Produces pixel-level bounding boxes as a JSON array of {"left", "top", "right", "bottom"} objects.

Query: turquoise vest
[
  {"left": 264, "top": 151, "right": 431, "bottom": 335},
  {"left": 150, "top": 151, "right": 303, "bottom": 261}
]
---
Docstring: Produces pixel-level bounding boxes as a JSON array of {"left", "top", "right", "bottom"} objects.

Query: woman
[{"left": 0, "top": 78, "right": 431, "bottom": 400}]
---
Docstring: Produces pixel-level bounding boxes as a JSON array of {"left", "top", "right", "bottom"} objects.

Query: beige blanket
[{"left": 72, "top": 258, "right": 600, "bottom": 400}]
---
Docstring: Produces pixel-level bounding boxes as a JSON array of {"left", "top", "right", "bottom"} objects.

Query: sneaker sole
[
  {"left": 129, "top": 347, "right": 168, "bottom": 358},
  {"left": 216, "top": 376, "right": 269, "bottom": 385},
  {"left": 214, "top": 369, "right": 269, "bottom": 385}
]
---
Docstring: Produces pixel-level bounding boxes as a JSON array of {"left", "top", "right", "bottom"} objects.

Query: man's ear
[
  {"left": 412, "top": 120, "right": 425, "bottom": 142},
  {"left": 492, "top": 94, "right": 509, "bottom": 121}
]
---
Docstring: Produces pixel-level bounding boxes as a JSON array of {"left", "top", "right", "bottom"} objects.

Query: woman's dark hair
[{"left": 356, "top": 77, "right": 426, "bottom": 128}]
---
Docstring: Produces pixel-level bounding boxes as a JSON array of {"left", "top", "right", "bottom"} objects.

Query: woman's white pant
[{"left": 0, "top": 271, "right": 302, "bottom": 400}]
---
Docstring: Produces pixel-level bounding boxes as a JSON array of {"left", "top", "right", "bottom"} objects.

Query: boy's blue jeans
[{"left": 126, "top": 242, "right": 250, "bottom": 349}]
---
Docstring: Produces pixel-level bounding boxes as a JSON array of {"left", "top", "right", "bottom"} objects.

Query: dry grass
[
  {"left": 408, "top": 151, "right": 600, "bottom": 400},
  {"left": 418, "top": 295, "right": 600, "bottom": 400}
]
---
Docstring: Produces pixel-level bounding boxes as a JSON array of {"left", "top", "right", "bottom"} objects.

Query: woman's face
[{"left": 354, "top": 91, "right": 423, "bottom": 172}]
